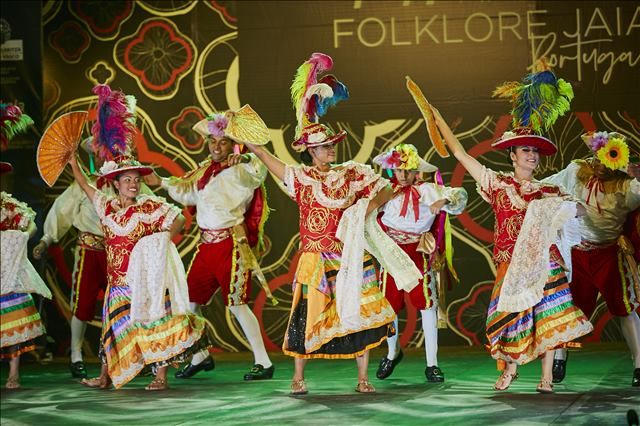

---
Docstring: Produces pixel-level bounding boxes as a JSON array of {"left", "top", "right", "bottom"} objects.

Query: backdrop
[{"left": 2, "top": 0, "right": 638, "bottom": 356}]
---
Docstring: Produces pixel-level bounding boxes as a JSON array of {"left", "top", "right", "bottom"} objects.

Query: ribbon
[
  {"left": 585, "top": 175, "right": 604, "bottom": 214},
  {"left": 197, "top": 161, "right": 229, "bottom": 191},
  {"left": 398, "top": 185, "right": 421, "bottom": 222}
]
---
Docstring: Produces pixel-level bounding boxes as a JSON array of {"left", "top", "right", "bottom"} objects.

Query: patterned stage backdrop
[{"left": 31, "top": 0, "right": 640, "bottom": 356}]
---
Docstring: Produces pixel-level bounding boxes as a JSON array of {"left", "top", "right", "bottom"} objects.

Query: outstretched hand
[
  {"left": 227, "top": 153, "right": 247, "bottom": 166},
  {"left": 429, "top": 199, "right": 448, "bottom": 215},
  {"left": 627, "top": 163, "right": 640, "bottom": 181},
  {"left": 143, "top": 172, "right": 162, "bottom": 187}
]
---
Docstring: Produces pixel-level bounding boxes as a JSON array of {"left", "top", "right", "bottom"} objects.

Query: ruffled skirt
[
  {"left": 486, "top": 257, "right": 593, "bottom": 365},
  {"left": 0, "top": 293, "right": 46, "bottom": 359},
  {"left": 283, "top": 251, "right": 395, "bottom": 359}
]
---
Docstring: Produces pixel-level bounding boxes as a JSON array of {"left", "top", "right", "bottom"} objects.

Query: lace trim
[
  {"left": 304, "top": 310, "right": 394, "bottom": 353},
  {"left": 110, "top": 330, "right": 202, "bottom": 388},
  {"left": 477, "top": 167, "right": 564, "bottom": 210},
  {"left": 492, "top": 318, "right": 593, "bottom": 365},
  {"left": 95, "top": 193, "right": 179, "bottom": 236},
  {"left": 497, "top": 198, "right": 578, "bottom": 312},
  {"left": 286, "top": 162, "right": 387, "bottom": 209},
  {"left": 0, "top": 323, "right": 46, "bottom": 348}
]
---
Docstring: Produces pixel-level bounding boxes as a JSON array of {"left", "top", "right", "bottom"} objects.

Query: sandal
[
  {"left": 145, "top": 377, "right": 168, "bottom": 391},
  {"left": 5, "top": 376, "right": 20, "bottom": 389},
  {"left": 494, "top": 371, "right": 519, "bottom": 390},
  {"left": 80, "top": 376, "right": 112, "bottom": 389},
  {"left": 290, "top": 379, "right": 308, "bottom": 395},
  {"left": 355, "top": 380, "right": 376, "bottom": 393},
  {"left": 536, "top": 378, "right": 554, "bottom": 394}
]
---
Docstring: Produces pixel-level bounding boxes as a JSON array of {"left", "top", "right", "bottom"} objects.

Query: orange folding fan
[{"left": 37, "top": 111, "right": 88, "bottom": 187}]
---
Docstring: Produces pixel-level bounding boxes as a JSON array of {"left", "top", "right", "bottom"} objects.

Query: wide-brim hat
[
  {"left": 99, "top": 156, "right": 153, "bottom": 180},
  {"left": 291, "top": 123, "right": 346, "bottom": 152},
  {"left": 372, "top": 143, "right": 438, "bottom": 173},
  {"left": 491, "top": 127, "right": 557, "bottom": 156},
  {"left": 372, "top": 153, "right": 438, "bottom": 173},
  {"left": 193, "top": 105, "right": 270, "bottom": 146},
  {"left": 0, "top": 161, "right": 13, "bottom": 175}
]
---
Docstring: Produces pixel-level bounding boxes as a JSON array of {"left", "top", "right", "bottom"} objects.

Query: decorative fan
[
  {"left": 406, "top": 76, "right": 449, "bottom": 158},
  {"left": 224, "top": 104, "right": 271, "bottom": 145},
  {"left": 37, "top": 111, "right": 88, "bottom": 187}
]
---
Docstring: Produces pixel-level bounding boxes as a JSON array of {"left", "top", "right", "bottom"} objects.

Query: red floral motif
[
  {"left": 70, "top": 0, "right": 133, "bottom": 40},
  {"left": 167, "top": 107, "right": 206, "bottom": 152},
  {"left": 116, "top": 19, "right": 195, "bottom": 98},
  {"left": 207, "top": 1, "right": 237, "bottom": 25},
  {"left": 450, "top": 281, "right": 494, "bottom": 346},
  {"left": 48, "top": 21, "right": 90, "bottom": 63}
]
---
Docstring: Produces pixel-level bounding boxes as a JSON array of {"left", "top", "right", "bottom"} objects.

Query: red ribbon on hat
[{"left": 398, "top": 185, "right": 421, "bottom": 222}]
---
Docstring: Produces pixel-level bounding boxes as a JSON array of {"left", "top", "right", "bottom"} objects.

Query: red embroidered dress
[
  {"left": 92, "top": 192, "right": 205, "bottom": 388},
  {"left": 281, "top": 162, "right": 396, "bottom": 359},
  {"left": 477, "top": 168, "right": 592, "bottom": 364}
]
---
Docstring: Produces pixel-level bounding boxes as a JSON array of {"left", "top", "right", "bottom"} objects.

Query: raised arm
[
  {"left": 243, "top": 144, "right": 286, "bottom": 182},
  {"left": 69, "top": 154, "right": 97, "bottom": 202},
  {"left": 432, "top": 108, "right": 485, "bottom": 184}
]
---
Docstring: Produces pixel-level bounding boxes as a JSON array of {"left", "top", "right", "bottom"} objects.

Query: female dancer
[
  {"left": 429, "top": 67, "right": 592, "bottom": 393},
  {"left": 69, "top": 153, "right": 205, "bottom": 390},
  {"left": 1, "top": 162, "right": 51, "bottom": 389}
]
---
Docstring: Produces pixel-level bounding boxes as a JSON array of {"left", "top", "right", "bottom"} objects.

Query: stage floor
[{"left": 1, "top": 343, "right": 638, "bottom": 425}]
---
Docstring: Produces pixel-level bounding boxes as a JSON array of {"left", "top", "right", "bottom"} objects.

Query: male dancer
[
  {"left": 145, "top": 110, "right": 274, "bottom": 380},
  {"left": 373, "top": 144, "right": 467, "bottom": 382},
  {"left": 543, "top": 131, "right": 640, "bottom": 386}
]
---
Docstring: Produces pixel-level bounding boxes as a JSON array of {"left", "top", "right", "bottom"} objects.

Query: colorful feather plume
[
  {"left": 1, "top": 103, "right": 34, "bottom": 150},
  {"left": 91, "top": 84, "right": 135, "bottom": 160},
  {"left": 492, "top": 60, "right": 574, "bottom": 134},
  {"left": 290, "top": 53, "right": 348, "bottom": 137}
]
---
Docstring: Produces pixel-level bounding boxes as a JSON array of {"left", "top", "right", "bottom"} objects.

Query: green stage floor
[{"left": 1, "top": 343, "right": 638, "bottom": 425}]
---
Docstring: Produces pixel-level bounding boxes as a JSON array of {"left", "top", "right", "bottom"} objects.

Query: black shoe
[
  {"left": 70, "top": 361, "right": 88, "bottom": 379},
  {"left": 139, "top": 365, "right": 153, "bottom": 377},
  {"left": 174, "top": 356, "right": 215, "bottom": 379},
  {"left": 243, "top": 364, "right": 275, "bottom": 381},
  {"left": 552, "top": 351, "right": 568, "bottom": 384},
  {"left": 376, "top": 350, "right": 404, "bottom": 380},
  {"left": 633, "top": 368, "right": 640, "bottom": 387},
  {"left": 425, "top": 365, "right": 445, "bottom": 383}
]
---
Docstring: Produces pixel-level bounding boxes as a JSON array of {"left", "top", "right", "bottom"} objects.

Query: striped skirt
[
  {"left": 0, "top": 293, "right": 46, "bottom": 359},
  {"left": 100, "top": 283, "right": 205, "bottom": 388},
  {"left": 486, "top": 258, "right": 593, "bottom": 365},
  {"left": 283, "top": 251, "right": 396, "bottom": 359}
]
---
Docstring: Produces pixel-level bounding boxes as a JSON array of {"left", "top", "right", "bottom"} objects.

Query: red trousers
[
  {"left": 381, "top": 241, "right": 434, "bottom": 313},
  {"left": 569, "top": 244, "right": 635, "bottom": 317},
  {"left": 71, "top": 247, "right": 108, "bottom": 321},
  {"left": 186, "top": 237, "right": 251, "bottom": 306}
]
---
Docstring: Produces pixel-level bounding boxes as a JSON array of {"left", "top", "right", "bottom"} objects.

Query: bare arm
[
  {"left": 433, "top": 107, "right": 485, "bottom": 184},
  {"left": 69, "top": 155, "right": 97, "bottom": 202},
  {"left": 26, "top": 221, "right": 37, "bottom": 239},
  {"left": 168, "top": 213, "right": 185, "bottom": 239},
  {"left": 243, "top": 144, "right": 286, "bottom": 182},
  {"left": 366, "top": 185, "right": 394, "bottom": 216}
]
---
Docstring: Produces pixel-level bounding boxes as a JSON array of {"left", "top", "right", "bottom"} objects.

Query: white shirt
[
  {"left": 381, "top": 182, "right": 467, "bottom": 234},
  {"left": 41, "top": 180, "right": 110, "bottom": 245},
  {"left": 161, "top": 154, "right": 267, "bottom": 230},
  {"left": 543, "top": 161, "right": 640, "bottom": 243}
]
